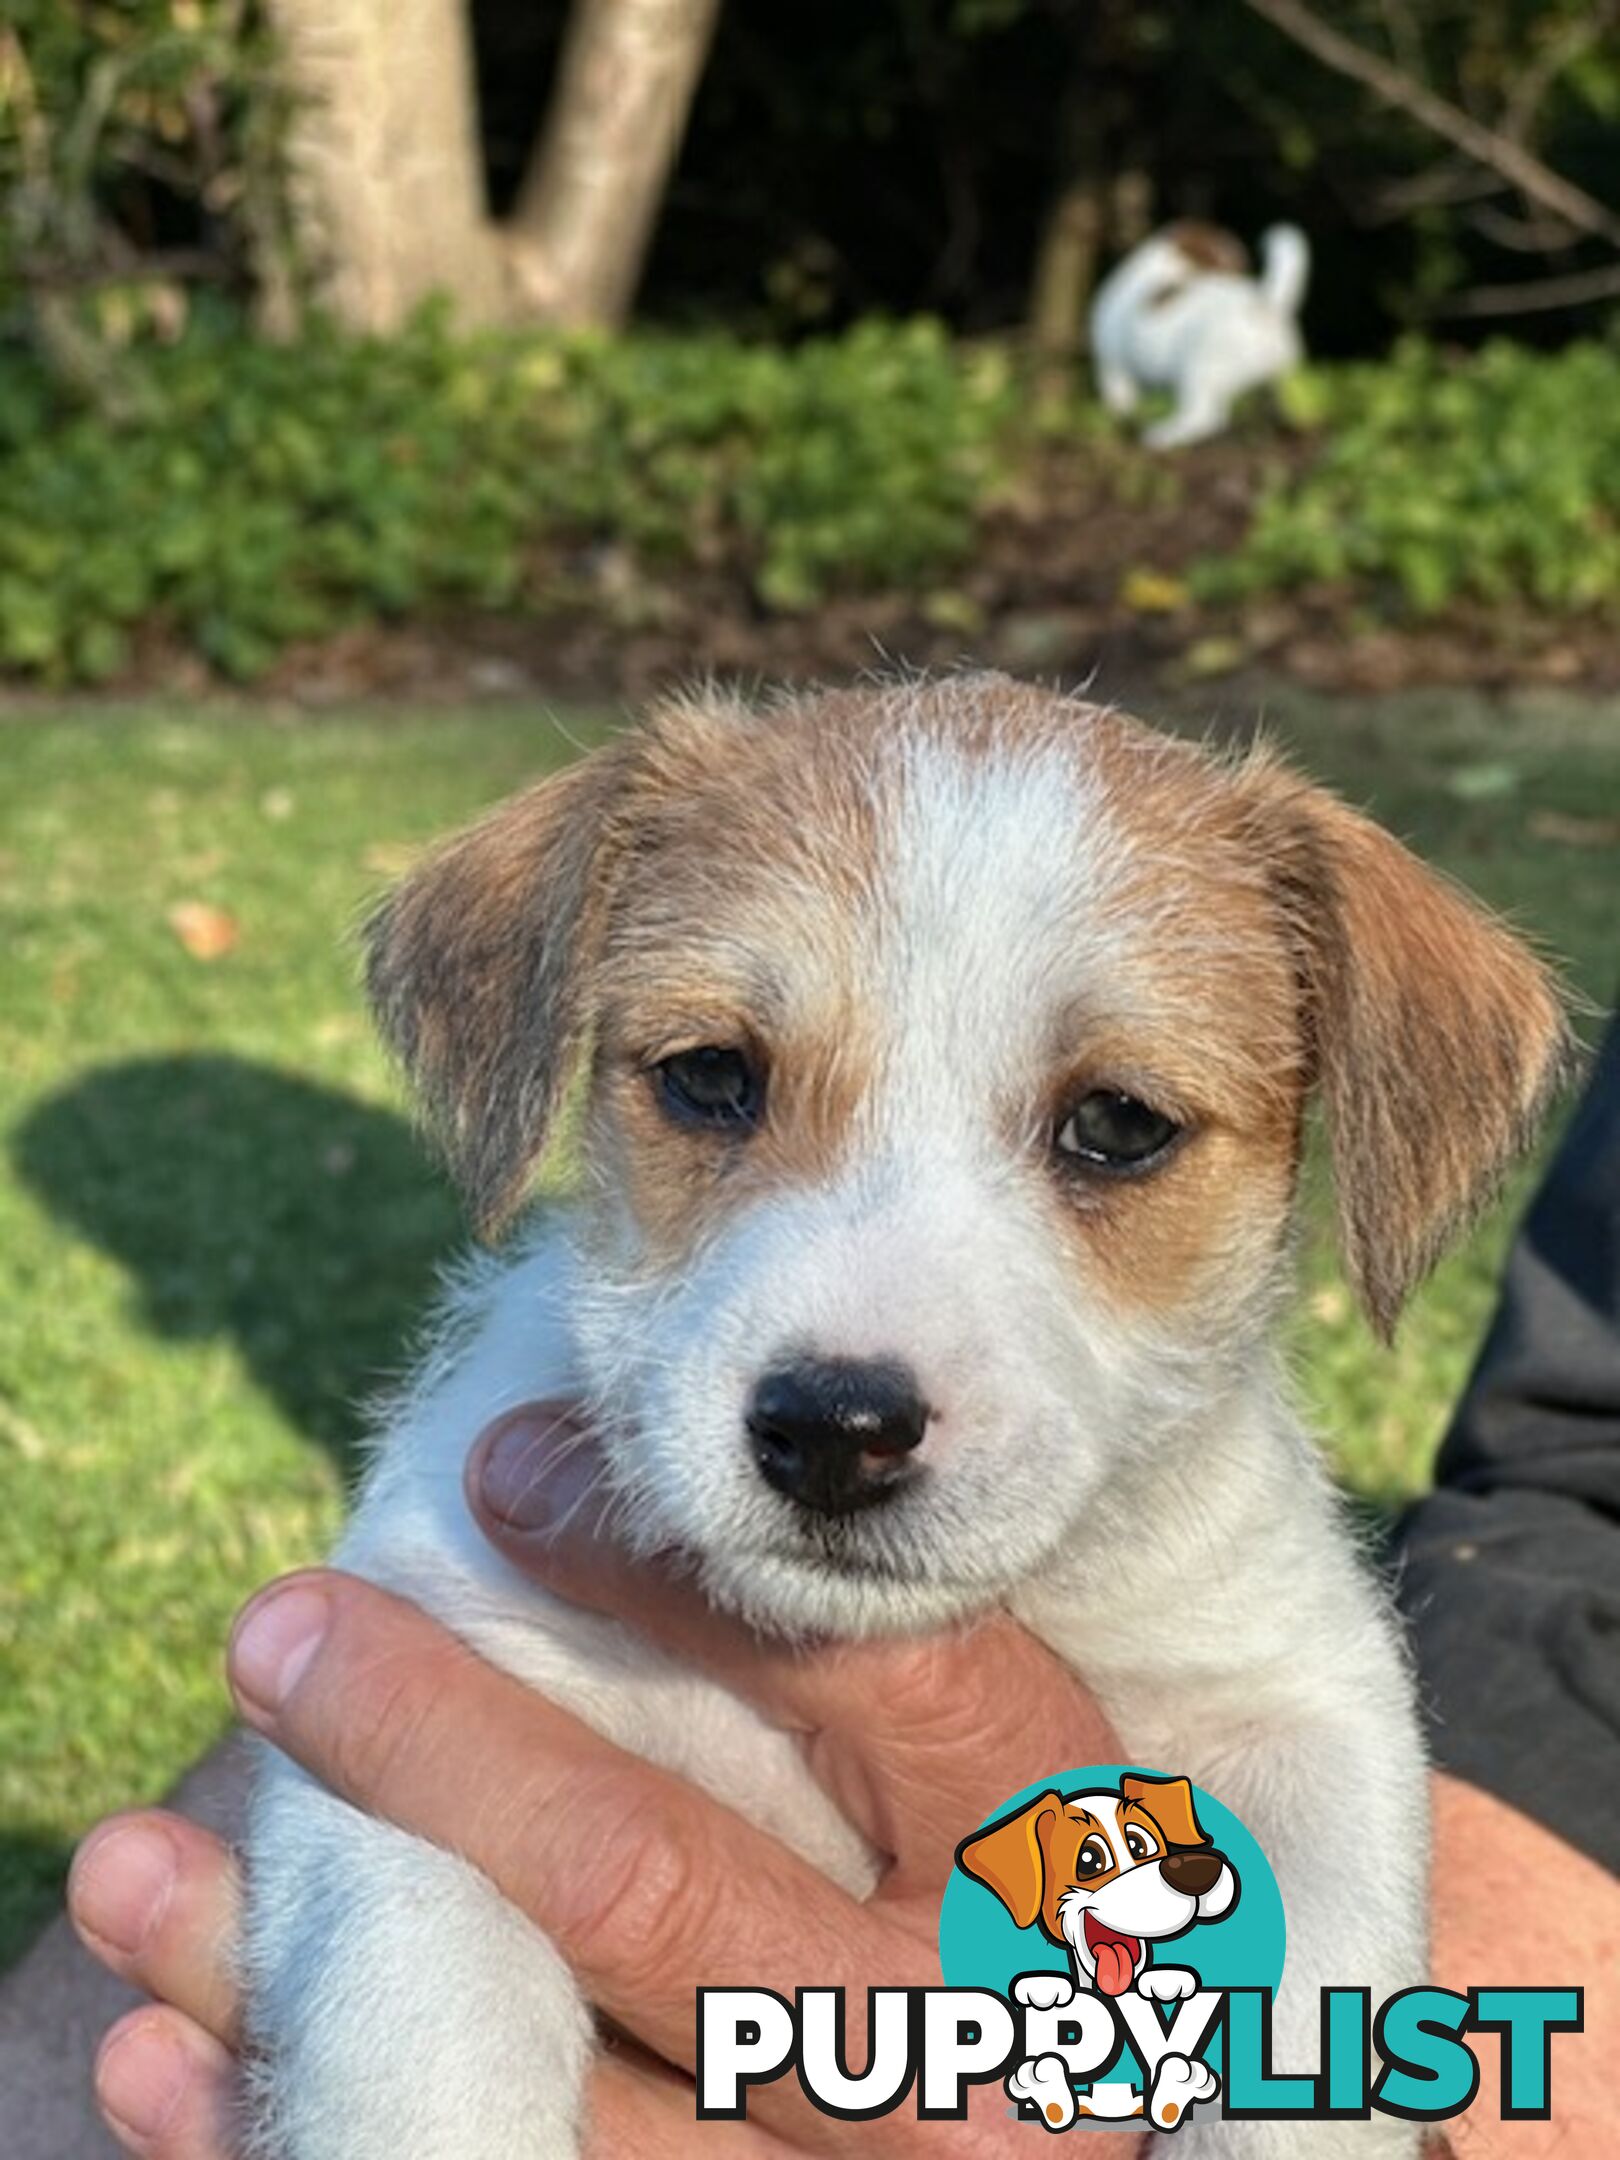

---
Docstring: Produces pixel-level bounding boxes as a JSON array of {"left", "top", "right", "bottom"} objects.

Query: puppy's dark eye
[
  {"left": 1076, "top": 1836, "right": 1113, "bottom": 1878},
  {"left": 1055, "top": 1089, "right": 1179, "bottom": 1173},
  {"left": 1123, "top": 1825, "right": 1159, "bottom": 1862},
  {"left": 657, "top": 1046, "right": 762, "bottom": 1130}
]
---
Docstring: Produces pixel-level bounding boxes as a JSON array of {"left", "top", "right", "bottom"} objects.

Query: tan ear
[
  {"left": 364, "top": 737, "right": 637, "bottom": 1235},
  {"left": 1247, "top": 763, "right": 1573, "bottom": 1337},
  {"left": 955, "top": 1792, "right": 1060, "bottom": 1931},
  {"left": 1121, "top": 1774, "right": 1209, "bottom": 1851}
]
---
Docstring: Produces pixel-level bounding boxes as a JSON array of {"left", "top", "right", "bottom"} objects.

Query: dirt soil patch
[{"left": 14, "top": 434, "right": 1620, "bottom": 712}]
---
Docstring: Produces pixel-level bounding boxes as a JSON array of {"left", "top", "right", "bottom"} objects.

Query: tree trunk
[
  {"left": 263, "top": 0, "right": 507, "bottom": 332},
  {"left": 1108, "top": 168, "right": 1154, "bottom": 253},
  {"left": 1028, "top": 172, "right": 1105, "bottom": 383},
  {"left": 507, "top": 0, "right": 722, "bottom": 330},
  {"left": 1024, "top": 15, "right": 1151, "bottom": 408}
]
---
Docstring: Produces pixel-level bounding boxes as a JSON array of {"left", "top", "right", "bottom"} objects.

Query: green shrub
[
  {"left": 0, "top": 310, "right": 1013, "bottom": 681},
  {"left": 1195, "top": 338, "right": 1620, "bottom": 617},
  {"left": 6, "top": 315, "right": 1620, "bottom": 688}
]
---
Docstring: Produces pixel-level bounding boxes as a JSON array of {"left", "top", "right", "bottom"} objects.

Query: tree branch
[
  {"left": 1438, "top": 260, "right": 1620, "bottom": 317},
  {"left": 1368, "top": 160, "right": 1505, "bottom": 223},
  {"left": 1468, "top": 204, "right": 1584, "bottom": 255},
  {"left": 19, "top": 248, "right": 229, "bottom": 290},
  {"left": 1374, "top": 0, "right": 1428, "bottom": 90},
  {"left": 1237, "top": 0, "right": 1620, "bottom": 251},
  {"left": 1502, "top": 2, "right": 1618, "bottom": 148}
]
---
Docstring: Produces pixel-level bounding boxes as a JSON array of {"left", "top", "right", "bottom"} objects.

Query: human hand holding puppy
[
  {"left": 73, "top": 1401, "right": 1130, "bottom": 2159},
  {"left": 73, "top": 1404, "right": 1620, "bottom": 2160}
]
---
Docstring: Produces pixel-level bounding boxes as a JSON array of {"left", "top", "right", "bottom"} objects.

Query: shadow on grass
[
  {"left": 0, "top": 1828, "right": 78, "bottom": 1983},
  {"left": 12, "top": 1053, "right": 460, "bottom": 1483}
]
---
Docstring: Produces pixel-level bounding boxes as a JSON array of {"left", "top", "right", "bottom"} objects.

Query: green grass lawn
[{"left": 0, "top": 685, "right": 1615, "bottom": 1971}]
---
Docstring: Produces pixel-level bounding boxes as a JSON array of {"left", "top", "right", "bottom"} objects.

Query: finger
[
  {"left": 470, "top": 1407, "right": 1120, "bottom": 1881},
  {"left": 227, "top": 1570, "right": 931, "bottom": 2149},
  {"left": 70, "top": 1812, "right": 244, "bottom": 2048},
  {"left": 95, "top": 2004, "right": 237, "bottom": 2160}
]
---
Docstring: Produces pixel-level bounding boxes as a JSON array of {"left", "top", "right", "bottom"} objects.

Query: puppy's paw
[
  {"left": 1136, "top": 1965, "right": 1199, "bottom": 2003},
  {"left": 1007, "top": 2053, "right": 1078, "bottom": 2132},
  {"left": 246, "top": 1772, "right": 591, "bottom": 2160},
  {"left": 1013, "top": 1970, "right": 1077, "bottom": 2012},
  {"left": 1145, "top": 2053, "right": 1219, "bottom": 2132}
]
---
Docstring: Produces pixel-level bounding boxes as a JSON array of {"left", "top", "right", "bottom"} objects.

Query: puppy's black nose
[
  {"left": 1160, "top": 1849, "right": 1224, "bottom": 1898},
  {"left": 747, "top": 1358, "right": 929, "bottom": 1516}
]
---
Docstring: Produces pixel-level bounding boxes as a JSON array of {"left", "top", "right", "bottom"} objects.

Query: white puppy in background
[
  {"left": 1091, "top": 220, "right": 1310, "bottom": 448},
  {"left": 244, "top": 673, "right": 1566, "bottom": 2159}
]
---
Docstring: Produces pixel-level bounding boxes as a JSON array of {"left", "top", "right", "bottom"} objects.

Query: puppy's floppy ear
[
  {"left": 955, "top": 1792, "right": 1060, "bottom": 1931},
  {"left": 1121, "top": 1774, "right": 1209, "bottom": 1851},
  {"left": 364, "top": 735, "right": 638, "bottom": 1235},
  {"left": 1245, "top": 760, "right": 1573, "bottom": 1338}
]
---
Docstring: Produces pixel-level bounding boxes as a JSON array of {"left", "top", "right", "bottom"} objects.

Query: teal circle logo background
[{"left": 938, "top": 1765, "right": 1285, "bottom": 2080}]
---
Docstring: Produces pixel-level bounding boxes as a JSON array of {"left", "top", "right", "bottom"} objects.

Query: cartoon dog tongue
[{"left": 1086, "top": 1920, "right": 1141, "bottom": 1996}]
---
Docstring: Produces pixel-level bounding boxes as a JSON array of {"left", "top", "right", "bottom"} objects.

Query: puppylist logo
[
  {"left": 698, "top": 1766, "right": 1584, "bottom": 2135},
  {"left": 951, "top": 1770, "right": 1242, "bottom": 2130}
]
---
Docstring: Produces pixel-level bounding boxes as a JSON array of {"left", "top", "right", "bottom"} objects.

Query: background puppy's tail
[{"left": 1259, "top": 224, "right": 1310, "bottom": 317}]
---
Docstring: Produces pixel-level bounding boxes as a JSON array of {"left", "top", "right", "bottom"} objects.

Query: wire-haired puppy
[
  {"left": 1091, "top": 219, "right": 1310, "bottom": 448},
  {"left": 245, "top": 674, "right": 1568, "bottom": 2158}
]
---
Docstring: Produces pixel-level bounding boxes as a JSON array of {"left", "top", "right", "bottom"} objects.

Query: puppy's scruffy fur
[{"left": 246, "top": 675, "right": 1568, "bottom": 2156}]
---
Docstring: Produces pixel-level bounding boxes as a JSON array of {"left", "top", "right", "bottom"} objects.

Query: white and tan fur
[
  {"left": 245, "top": 674, "right": 1568, "bottom": 2157},
  {"left": 1091, "top": 220, "right": 1310, "bottom": 449}
]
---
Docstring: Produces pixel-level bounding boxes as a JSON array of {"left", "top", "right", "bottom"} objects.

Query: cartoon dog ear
[
  {"left": 364, "top": 733, "right": 640, "bottom": 1236},
  {"left": 955, "top": 1792, "right": 1061, "bottom": 1931},
  {"left": 1242, "top": 759, "right": 1573, "bottom": 1339},
  {"left": 1121, "top": 1774, "right": 1210, "bottom": 1851}
]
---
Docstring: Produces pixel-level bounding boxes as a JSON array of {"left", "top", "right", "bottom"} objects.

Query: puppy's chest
[
  {"left": 357, "top": 1498, "right": 1253, "bottom": 1909},
  {"left": 1005, "top": 1549, "right": 1363, "bottom": 1787},
  {"left": 348, "top": 1511, "right": 881, "bottom": 1896}
]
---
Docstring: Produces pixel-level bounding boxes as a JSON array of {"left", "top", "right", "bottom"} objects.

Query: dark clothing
[{"left": 1395, "top": 1015, "right": 1620, "bottom": 1875}]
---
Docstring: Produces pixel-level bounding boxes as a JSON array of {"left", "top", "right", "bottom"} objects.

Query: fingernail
[
  {"left": 70, "top": 1820, "right": 177, "bottom": 1959},
  {"left": 230, "top": 1579, "right": 330, "bottom": 1715},
  {"left": 97, "top": 2015, "right": 188, "bottom": 2145},
  {"left": 475, "top": 1406, "right": 593, "bottom": 1533}
]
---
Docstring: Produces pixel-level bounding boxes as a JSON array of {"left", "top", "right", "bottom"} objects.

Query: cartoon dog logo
[{"left": 956, "top": 1773, "right": 1239, "bottom": 2131}]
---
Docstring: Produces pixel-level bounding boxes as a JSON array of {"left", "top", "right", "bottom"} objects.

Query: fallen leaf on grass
[
  {"left": 363, "top": 841, "right": 422, "bottom": 877},
  {"left": 167, "top": 900, "right": 240, "bottom": 960},
  {"left": 1120, "top": 568, "right": 1190, "bottom": 614},
  {"left": 1527, "top": 810, "right": 1620, "bottom": 849},
  {"left": 1179, "top": 635, "right": 1246, "bottom": 679},
  {"left": 0, "top": 1399, "right": 48, "bottom": 1461},
  {"left": 921, "top": 587, "right": 987, "bottom": 634},
  {"left": 1446, "top": 760, "right": 1519, "bottom": 802}
]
